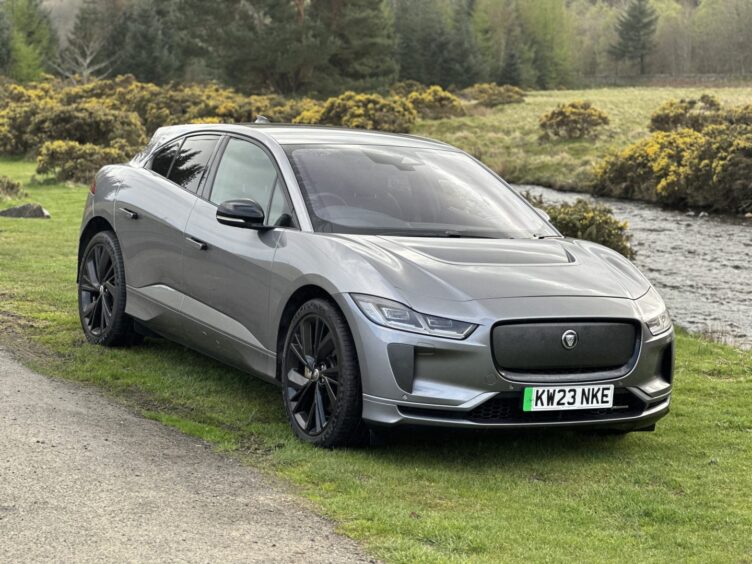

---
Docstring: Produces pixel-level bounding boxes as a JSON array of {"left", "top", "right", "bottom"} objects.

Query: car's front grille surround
[{"left": 491, "top": 318, "right": 642, "bottom": 383}]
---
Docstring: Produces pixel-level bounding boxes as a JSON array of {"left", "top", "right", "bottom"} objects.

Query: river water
[{"left": 516, "top": 185, "right": 752, "bottom": 350}]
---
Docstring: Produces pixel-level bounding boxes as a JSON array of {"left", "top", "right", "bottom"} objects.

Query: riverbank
[
  {"left": 1, "top": 158, "right": 752, "bottom": 562},
  {"left": 415, "top": 86, "right": 752, "bottom": 196}
]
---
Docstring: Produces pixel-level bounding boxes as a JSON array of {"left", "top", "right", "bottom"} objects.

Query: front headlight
[
  {"left": 351, "top": 294, "right": 477, "bottom": 340},
  {"left": 636, "top": 287, "right": 672, "bottom": 335}
]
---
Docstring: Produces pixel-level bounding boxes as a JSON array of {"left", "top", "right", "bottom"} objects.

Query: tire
[
  {"left": 78, "top": 230, "right": 141, "bottom": 347},
  {"left": 281, "top": 298, "right": 368, "bottom": 448}
]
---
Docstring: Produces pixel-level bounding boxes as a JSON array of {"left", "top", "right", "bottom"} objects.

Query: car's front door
[
  {"left": 180, "top": 136, "right": 296, "bottom": 381},
  {"left": 116, "top": 134, "right": 220, "bottom": 336}
]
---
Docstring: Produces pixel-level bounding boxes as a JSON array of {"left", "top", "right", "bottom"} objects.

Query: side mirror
[
  {"left": 534, "top": 207, "right": 551, "bottom": 222},
  {"left": 216, "top": 199, "right": 267, "bottom": 229}
]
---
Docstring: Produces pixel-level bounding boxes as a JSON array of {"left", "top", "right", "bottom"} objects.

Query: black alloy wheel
[
  {"left": 78, "top": 231, "right": 140, "bottom": 346},
  {"left": 281, "top": 299, "right": 367, "bottom": 447}
]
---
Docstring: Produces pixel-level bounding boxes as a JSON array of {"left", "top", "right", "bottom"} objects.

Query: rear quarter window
[{"left": 150, "top": 142, "right": 179, "bottom": 178}]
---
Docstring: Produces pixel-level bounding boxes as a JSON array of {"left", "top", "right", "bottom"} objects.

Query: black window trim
[
  {"left": 202, "top": 133, "right": 300, "bottom": 230},
  {"left": 147, "top": 133, "right": 223, "bottom": 196}
]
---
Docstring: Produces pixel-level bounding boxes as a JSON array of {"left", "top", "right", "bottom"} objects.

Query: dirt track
[{"left": 0, "top": 349, "right": 370, "bottom": 563}]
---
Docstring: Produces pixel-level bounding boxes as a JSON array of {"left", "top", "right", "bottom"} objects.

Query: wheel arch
[{"left": 77, "top": 216, "right": 115, "bottom": 281}]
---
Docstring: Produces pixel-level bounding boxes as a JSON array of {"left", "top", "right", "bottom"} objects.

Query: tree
[
  {"left": 393, "top": 0, "right": 452, "bottom": 87},
  {"left": 0, "top": 9, "right": 11, "bottom": 74},
  {"left": 114, "top": 0, "right": 179, "bottom": 84},
  {"left": 52, "top": 0, "right": 118, "bottom": 83},
  {"left": 518, "top": 0, "right": 575, "bottom": 89},
  {"left": 610, "top": 0, "right": 659, "bottom": 75},
  {"left": 238, "top": 0, "right": 336, "bottom": 95},
  {"left": 310, "top": 0, "right": 397, "bottom": 93},
  {"left": 4, "top": 0, "right": 57, "bottom": 82},
  {"left": 442, "top": 0, "right": 484, "bottom": 88},
  {"left": 499, "top": 45, "right": 521, "bottom": 86},
  {"left": 692, "top": 0, "right": 752, "bottom": 75}
]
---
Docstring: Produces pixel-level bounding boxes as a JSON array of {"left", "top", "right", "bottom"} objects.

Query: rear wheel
[
  {"left": 281, "top": 299, "right": 368, "bottom": 448},
  {"left": 78, "top": 231, "right": 141, "bottom": 347}
]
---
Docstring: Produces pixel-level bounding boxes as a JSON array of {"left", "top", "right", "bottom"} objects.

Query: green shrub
[
  {"left": 389, "top": 80, "right": 427, "bottom": 98},
  {"left": 712, "top": 133, "right": 752, "bottom": 213},
  {"left": 462, "top": 83, "right": 525, "bottom": 107},
  {"left": 407, "top": 86, "right": 464, "bottom": 120},
  {"left": 0, "top": 175, "right": 24, "bottom": 199},
  {"left": 36, "top": 140, "right": 129, "bottom": 183},
  {"left": 305, "top": 91, "right": 417, "bottom": 133},
  {"left": 527, "top": 194, "right": 635, "bottom": 258},
  {"left": 0, "top": 100, "right": 39, "bottom": 154},
  {"left": 539, "top": 101, "right": 610, "bottom": 140},
  {"left": 29, "top": 100, "right": 147, "bottom": 151},
  {"left": 108, "top": 81, "right": 258, "bottom": 133},
  {"left": 293, "top": 106, "right": 325, "bottom": 125},
  {"left": 593, "top": 128, "right": 704, "bottom": 204},
  {"left": 725, "top": 104, "right": 752, "bottom": 127},
  {"left": 593, "top": 125, "right": 752, "bottom": 213},
  {"left": 649, "top": 94, "right": 723, "bottom": 132},
  {"left": 264, "top": 97, "right": 324, "bottom": 123}
]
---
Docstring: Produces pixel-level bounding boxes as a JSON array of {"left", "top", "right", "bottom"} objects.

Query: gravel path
[{"left": 0, "top": 349, "right": 370, "bottom": 563}]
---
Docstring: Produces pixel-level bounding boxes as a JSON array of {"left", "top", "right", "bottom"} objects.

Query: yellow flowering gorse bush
[
  {"left": 408, "top": 86, "right": 464, "bottom": 120},
  {"left": 539, "top": 101, "right": 610, "bottom": 140},
  {"left": 595, "top": 98, "right": 752, "bottom": 214}
]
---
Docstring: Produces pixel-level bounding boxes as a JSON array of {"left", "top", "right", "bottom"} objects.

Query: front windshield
[{"left": 284, "top": 144, "right": 557, "bottom": 239}]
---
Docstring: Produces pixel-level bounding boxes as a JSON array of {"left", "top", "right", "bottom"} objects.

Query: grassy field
[
  {"left": 415, "top": 86, "right": 752, "bottom": 191},
  {"left": 1, "top": 156, "right": 752, "bottom": 562}
]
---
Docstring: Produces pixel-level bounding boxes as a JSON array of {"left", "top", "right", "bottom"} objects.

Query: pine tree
[
  {"left": 442, "top": 0, "right": 484, "bottom": 88},
  {"left": 499, "top": 47, "right": 521, "bottom": 86},
  {"left": 518, "top": 0, "right": 574, "bottom": 89},
  {"left": 610, "top": 0, "right": 659, "bottom": 75},
  {"left": 239, "top": 0, "right": 336, "bottom": 95},
  {"left": 115, "top": 0, "right": 179, "bottom": 84},
  {"left": 394, "top": 0, "right": 451, "bottom": 87},
  {"left": 4, "top": 0, "right": 57, "bottom": 82},
  {"left": 0, "top": 10, "right": 11, "bottom": 74},
  {"left": 311, "top": 0, "right": 397, "bottom": 93}
]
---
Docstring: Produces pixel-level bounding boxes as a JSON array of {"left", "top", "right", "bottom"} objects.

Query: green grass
[
  {"left": 415, "top": 86, "right": 752, "bottom": 190},
  {"left": 1, "top": 156, "right": 751, "bottom": 563}
]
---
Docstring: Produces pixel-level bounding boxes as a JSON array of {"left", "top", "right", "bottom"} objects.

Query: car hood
[{"left": 332, "top": 235, "right": 650, "bottom": 304}]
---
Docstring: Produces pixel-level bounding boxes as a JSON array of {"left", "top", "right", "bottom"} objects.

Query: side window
[
  {"left": 150, "top": 142, "right": 179, "bottom": 178},
  {"left": 168, "top": 136, "right": 219, "bottom": 193},
  {"left": 209, "top": 139, "right": 279, "bottom": 208},
  {"left": 267, "top": 179, "right": 294, "bottom": 226}
]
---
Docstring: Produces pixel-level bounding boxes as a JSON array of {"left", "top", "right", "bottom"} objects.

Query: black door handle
[
  {"left": 186, "top": 236, "right": 208, "bottom": 251},
  {"left": 119, "top": 207, "right": 139, "bottom": 220}
]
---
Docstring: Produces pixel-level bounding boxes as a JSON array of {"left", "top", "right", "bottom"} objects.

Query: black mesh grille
[
  {"left": 491, "top": 319, "right": 641, "bottom": 383},
  {"left": 400, "top": 389, "right": 647, "bottom": 424}
]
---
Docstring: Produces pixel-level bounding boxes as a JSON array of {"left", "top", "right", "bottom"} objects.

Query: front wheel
[
  {"left": 78, "top": 231, "right": 141, "bottom": 347},
  {"left": 281, "top": 299, "right": 368, "bottom": 448}
]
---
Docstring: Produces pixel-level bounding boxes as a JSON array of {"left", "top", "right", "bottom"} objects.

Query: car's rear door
[
  {"left": 180, "top": 135, "right": 297, "bottom": 380},
  {"left": 116, "top": 134, "right": 221, "bottom": 336}
]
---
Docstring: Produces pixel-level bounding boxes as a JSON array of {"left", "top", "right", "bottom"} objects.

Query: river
[{"left": 516, "top": 185, "right": 752, "bottom": 350}]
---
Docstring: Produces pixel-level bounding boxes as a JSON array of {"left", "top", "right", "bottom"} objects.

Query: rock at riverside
[{"left": 0, "top": 203, "right": 51, "bottom": 219}]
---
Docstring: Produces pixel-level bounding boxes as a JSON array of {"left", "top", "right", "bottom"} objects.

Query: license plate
[{"left": 523, "top": 385, "right": 614, "bottom": 412}]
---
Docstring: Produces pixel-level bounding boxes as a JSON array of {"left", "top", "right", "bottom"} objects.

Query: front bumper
[{"left": 335, "top": 293, "right": 674, "bottom": 430}]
